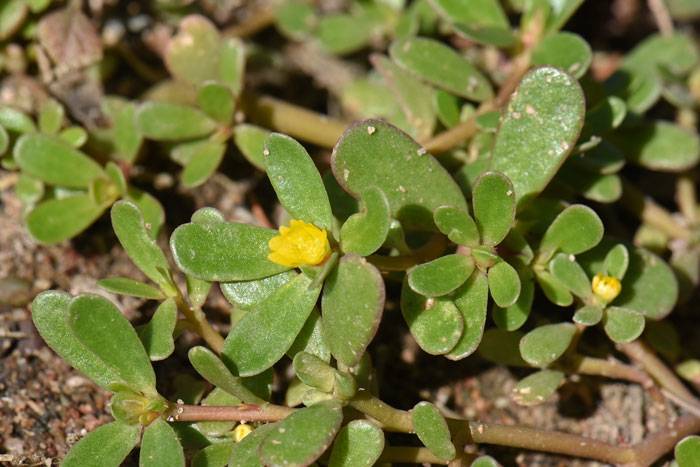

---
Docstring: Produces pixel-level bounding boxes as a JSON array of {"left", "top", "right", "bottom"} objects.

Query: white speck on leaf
[
  {"left": 417, "top": 147, "right": 427, "bottom": 156},
  {"left": 367, "top": 125, "right": 376, "bottom": 135},
  {"left": 263, "top": 149, "right": 269, "bottom": 156},
  {"left": 506, "top": 190, "right": 513, "bottom": 196}
]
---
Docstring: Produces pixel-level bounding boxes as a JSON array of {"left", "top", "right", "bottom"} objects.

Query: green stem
[
  {"left": 241, "top": 93, "right": 349, "bottom": 149},
  {"left": 165, "top": 403, "right": 295, "bottom": 423},
  {"left": 619, "top": 179, "right": 691, "bottom": 240},
  {"left": 676, "top": 174, "right": 698, "bottom": 226},
  {"left": 174, "top": 296, "right": 225, "bottom": 354},
  {"left": 367, "top": 234, "right": 447, "bottom": 272}
]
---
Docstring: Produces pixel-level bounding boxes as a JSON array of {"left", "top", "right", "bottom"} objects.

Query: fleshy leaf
[
  {"left": 548, "top": 253, "right": 592, "bottom": 298},
  {"left": 14, "top": 133, "right": 105, "bottom": 188},
  {"left": 487, "top": 260, "right": 521, "bottom": 307},
  {"left": 531, "top": 32, "right": 591, "bottom": 79},
  {"left": 604, "top": 244, "right": 629, "bottom": 280},
  {"left": 31, "top": 291, "right": 122, "bottom": 390},
  {"left": 409, "top": 254, "right": 474, "bottom": 297},
  {"left": 197, "top": 82, "right": 234, "bottom": 125},
  {"left": 492, "top": 268, "right": 534, "bottom": 331},
  {"left": 472, "top": 171, "right": 516, "bottom": 245},
  {"left": 26, "top": 194, "right": 109, "bottom": 244},
  {"left": 222, "top": 273, "right": 321, "bottom": 376},
  {"left": 450, "top": 23, "right": 518, "bottom": 47},
  {"left": 165, "top": 15, "right": 222, "bottom": 85},
  {"left": 433, "top": 205, "right": 480, "bottom": 247},
  {"left": 123, "top": 187, "right": 165, "bottom": 241},
  {"left": 519, "top": 323, "right": 576, "bottom": 368},
  {"left": 188, "top": 346, "right": 264, "bottom": 404},
  {"left": 181, "top": 141, "right": 226, "bottom": 188},
  {"left": 603, "top": 306, "right": 645, "bottom": 343},
  {"left": 233, "top": 124, "right": 269, "bottom": 170},
  {"left": 264, "top": 133, "right": 333, "bottom": 231},
  {"left": 259, "top": 401, "right": 343, "bottom": 466},
  {"left": 401, "top": 279, "right": 464, "bottom": 355},
  {"left": 539, "top": 205, "right": 604, "bottom": 259},
  {"left": 339, "top": 186, "right": 391, "bottom": 256},
  {"left": 535, "top": 270, "right": 573, "bottom": 306},
  {"left": 446, "top": 272, "right": 488, "bottom": 360},
  {"left": 332, "top": 119, "right": 467, "bottom": 230},
  {"left": 38, "top": 98, "right": 64, "bottom": 135},
  {"left": 97, "top": 277, "right": 165, "bottom": 300},
  {"left": 411, "top": 401, "right": 456, "bottom": 461},
  {"left": 511, "top": 370, "right": 565, "bottom": 406},
  {"left": 67, "top": 294, "right": 156, "bottom": 394},
  {"left": 140, "top": 418, "right": 185, "bottom": 467},
  {"left": 287, "top": 308, "right": 331, "bottom": 363},
  {"left": 293, "top": 351, "right": 335, "bottom": 392},
  {"left": 0, "top": 104, "right": 36, "bottom": 133},
  {"left": 221, "top": 271, "right": 297, "bottom": 310},
  {"left": 192, "top": 443, "right": 236, "bottom": 467},
  {"left": 135, "top": 102, "right": 217, "bottom": 141},
  {"left": 275, "top": 1, "right": 317, "bottom": 40},
  {"left": 573, "top": 304, "right": 603, "bottom": 326},
  {"left": 138, "top": 299, "right": 177, "bottom": 361},
  {"left": 478, "top": 328, "right": 528, "bottom": 367},
  {"left": 170, "top": 221, "right": 288, "bottom": 281},
  {"left": 220, "top": 38, "right": 245, "bottom": 96},
  {"left": 317, "top": 14, "right": 372, "bottom": 55},
  {"left": 675, "top": 435, "right": 700, "bottom": 466},
  {"left": 228, "top": 423, "right": 277, "bottom": 467},
  {"left": 490, "top": 67, "right": 585, "bottom": 209},
  {"left": 428, "top": 0, "right": 509, "bottom": 27},
  {"left": 322, "top": 255, "right": 384, "bottom": 366},
  {"left": 328, "top": 420, "right": 384, "bottom": 467},
  {"left": 389, "top": 36, "right": 493, "bottom": 101},
  {"left": 61, "top": 422, "right": 140, "bottom": 467}
]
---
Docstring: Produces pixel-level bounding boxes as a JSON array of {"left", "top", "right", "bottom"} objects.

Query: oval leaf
[
  {"left": 531, "top": 32, "right": 592, "bottom": 79},
  {"left": 604, "top": 244, "right": 629, "bottom": 280},
  {"left": 675, "top": 435, "right": 700, "bottom": 467},
  {"left": 181, "top": 141, "right": 226, "bottom": 188},
  {"left": 408, "top": 254, "right": 474, "bottom": 297},
  {"left": 434, "top": 205, "right": 480, "bottom": 247},
  {"left": 97, "top": 277, "right": 165, "bottom": 300},
  {"left": 221, "top": 270, "right": 297, "bottom": 310},
  {"left": 548, "top": 253, "right": 592, "bottom": 298},
  {"left": 222, "top": 273, "right": 321, "bottom": 376},
  {"left": 140, "top": 418, "right": 185, "bottom": 467},
  {"left": 603, "top": 306, "right": 645, "bottom": 343},
  {"left": 446, "top": 272, "right": 489, "bottom": 360},
  {"left": 488, "top": 260, "right": 521, "bottom": 307},
  {"left": 322, "top": 255, "right": 385, "bottom": 366},
  {"left": 233, "top": 124, "right": 269, "bottom": 171},
  {"left": 492, "top": 267, "right": 534, "bottom": 331},
  {"left": 535, "top": 270, "right": 573, "bottom": 306},
  {"left": 265, "top": 133, "right": 333, "bottom": 231},
  {"left": 197, "top": 82, "right": 234, "bottom": 124},
  {"left": 573, "top": 304, "right": 603, "bottom": 326},
  {"left": 511, "top": 370, "right": 565, "bottom": 406},
  {"left": 229, "top": 423, "right": 277, "bottom": 467},
  {"left": 259, "top": 401, "right": 343, "bottom": 467},
  {"left": 328, "top": 420, "right": 384, "bottom": 467},
  {"left": 62, "top": 422, "right": 140, "bottom": 467},
  {"left": 519, "top": 322, "right": 576, "bottom": 368},
  {"left": 135, "top": 102, "right": 217, "bottom": 141},
  {"left": 472, "top": 171, "right": 516, "bottom": 245},
  {"left": 539, "top": 205, "right": 604, "bottom": 258},
  {"left": 27, "top": 194, "right": 108, "bottom": 244},
  {"left": 165, "top": 15, "right": 222, "bottom": 85},
  {"left": 138, "top": 299, "right": 177, "bottom": 361},
  {"left": 339, "top": 186, "right": 391, "bottom": 256},
  {"left": 490, "top": 67, "right": 585, "bottom": 209},
  {"left": 411, "top": 401, "right": 456, "bottom": 461},
  {"left": 188, "top": 346, "right": 264, "bottom": 404}
]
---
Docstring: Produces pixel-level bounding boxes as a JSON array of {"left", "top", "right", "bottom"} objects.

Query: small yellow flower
[
  {"left": 592, "top": 273, "right": 621, "bottom": 303},
  {"left": 268, "top": 219, "right": 330, "bottom": 268},
  {"left": 233, "top": 423, "right": 254, "bottom": 442}
]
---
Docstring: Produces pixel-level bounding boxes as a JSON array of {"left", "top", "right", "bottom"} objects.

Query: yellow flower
[
  {"left": 592, "top": 273, "right": 621, "bottom": 303},
  {"left": 233, "top": 423, "right": 253, "bottom": 442},
  {"left": 268, "top": 219, "right": 330, "bottom": 268}
]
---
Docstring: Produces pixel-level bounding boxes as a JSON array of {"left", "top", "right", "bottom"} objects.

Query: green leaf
[
  {"left": 0, "top": 104, "right": 35, "bottom": 133},
  {"left": 531, "top": 32, "right": 591, "bottom": 79},
  {"left": 581, "top": 97, "right": 627, "bottom": 140},
  {"left": 229, "top": 423, "right": 278, "bottom": 467},
  {"left": 181, "top": 141, "right": 226, "bottom": 188},
  {"left": 197, "top": 82, "right": 235, "bottom": 125},
  {"left": 317, "top": 14, "right": 372, "bottom": 55},
  {"left": 492, "top": 268, "right": 534, "bottom": 331},
  {"left": 339, "top": 187, "right": 391, "bottom": 256},
  {"left": 603, "top": 306, "right": 645, "bottom": 344},
  {"left": 15, "top": 173, "right": 44, "bottom": 204},
  {"left": 511, "top": 370, "right": 565, "bottom": 406},
  {"left": 170, "top": 221, "right": 288, "bottom": 281},
  {"left": 548, "top": 253, "right": 592, "bottom": 298},
  {"left": 535, "top": 270, "right": 573, "bottom": 306},
  {"left": 608, "top": 121, "right": 700, "bottom": 171},
  {"left": 187, "top": 276, "right": 212, "bottom": 308},
  {"left": 332, "top": 119, "right": 467, "bottom": 230},
  {"left": 471, "top": 455, "right": 501, "bottom": 467},
  {"left": 408, "top": 254, "right": 474, "bottom": 297},
  {"left": 0, "top": 125, "right": 7, "bottom": 156},
  {"left": 287, "top": 308, "right": 331, "bottom": 363},
  {"left": 112, "top": 201, "right": 174, "bottom": 292},
  {"left": 197, "top": 388, "right": 240, "bottom": 437},
  {"left": 389, "top": 37, "right": 492, "bottom": 102},
  {"left": 165, "top": 15, "right": 222, "bottom": 85},
  {"left": 429, "top": 0, "right": 509, "bottom": 27},
  {"left": 14, "top": 133, "right": 105, "bottom": 188},
  {"left": 401, "top": 278, "right": 464, "bottom": 355},
  {"left": 0, "top": 0, "right": 28, "bottom": 40},
  {"left": 221, "top": 271, "right": 297, "bottom": 310},
  {"left": 275, "top": 1, "right": 317, "bottom": 40},
  {"left": 434, "top": 90, "right": 461, "bottom": 127},
  {"left": 434, "top": 206, "right": 480, "bottom": 247},
  {"left": 112, "top": 101, "right": 142, "bottom": 163},
  {"left": 478, "top": 328, "right": 528, "bottom": 367},
  {"left": 233, "top": 124, "right": 269, "bottom": 170},
  {"left": 545, "top": 0, "right": 585, "bottom": 31},
  {"left": 62, "top": 422, "right": 140, "bottom": 467},
  {"left": 411, "top": 401, "right": 456, "bottom": 461},
  {"left": 38, "top": 98, "right": 64, "bottom": 135},
  {"left": 451, "top": 23, "right": 518, "bottom": 47},
  {"left": 32, "top": 291, "right": 122, "bottom": 390},
  {"left": 98, "top": 278, "right": 165, "bottom": 300},
  {"left": 322, "top": 255, "right": 385, "bottom": 366},
  {"left": 192, "top": 443, "right": 236, "bottom": 467},
  {"left": 68, "top": 294, "right": 156, "bottom": 394},
  {"left": 519, "top": 322, "right": 576, "bottom": 367},
  {"left": 222, "top": 274, "right": 321, "bottom": 376},
  {"left": 105, "top": 162, "right": 127, "bottom": 195},
  {"left": 26, "top": 194, "right": 109, "bottom": 244},
  {"left": 622, "top": 32, "right": 699, "bottom": 76},
  {"left": 138, "top": 299, "right": 177, "bottom": 361},
  {"left": 490, "top": 67, "right": 585, "bottom": 209},
  {"left": 446, "top": 272, "right": 488, "bottom": 360},
  {"left": 220, "top": 38, "right": 246, "bottom": 96},
  {"left": 188, "top": 346, "right": 264, "bottom": 404},
  {"left": 539, "top": 205, "right": 604, "bottom": 259},
  {"left": 293, "top": 351, "right": 335, "bottom": 392},
  {"left": 123, "top": 187, "right": 165, "bottom": 241},
  {"left": 604, "top": 244, "right": 629, "bottom": 280},
  {"left": 371, "top": 54, "right": 436, "bottom": 140},
  {"left": 135, "top": 102, "right": 217, "bottom": 141},
  {"left": 472, "top": 171, "right": 516, "bottom": 245},
  {"left": 328, "top": 420, "right": 384, "bottom": 467},
  {"left": 572, "top": 140, "right": 625, "bottom": 174},
  {"left": 265, "top": 133, "right": 333, "bottom": 231},
  {"left": 259, "top": 401, "right": 343, "bottom": 466},
  {"left": 645, "top": 320, "right": 681, "bottom": 362},
  {"left": 573, "top": 304, "right": 603, "bottom": 326},
  {"left": 140, "top": 418, "right": 185, "bottom": 467},
  {"left": 560, "top": 169, "right": 622, "bottom": 204},
  {"left": 488, "top": 260, "right": 521, "bottom": 307},
  {"left": 676, "top": 435, "right": 700, "bottom": 467}
]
